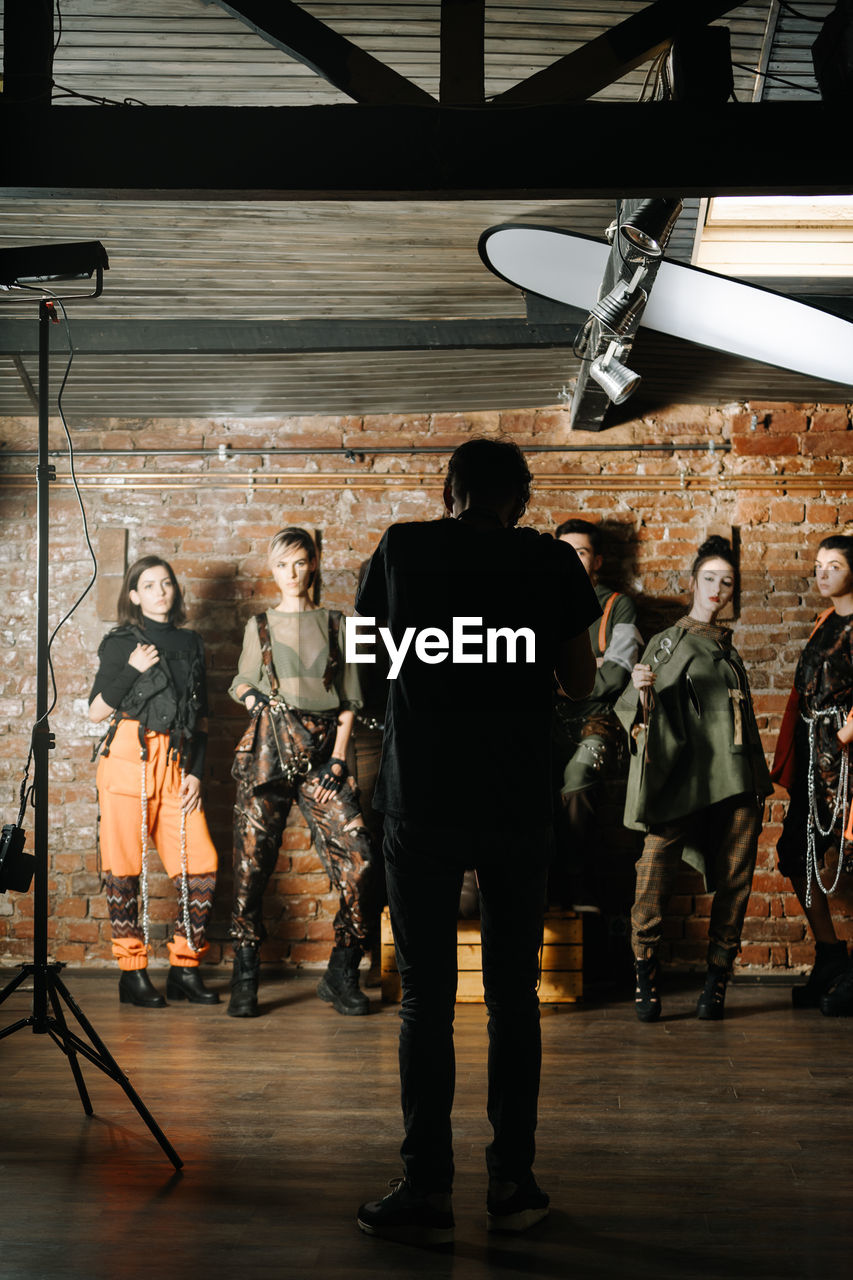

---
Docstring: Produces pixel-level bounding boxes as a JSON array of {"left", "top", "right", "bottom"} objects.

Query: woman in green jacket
[{"left": 615, "top": 536, "right": 772, "bottom": 1022}]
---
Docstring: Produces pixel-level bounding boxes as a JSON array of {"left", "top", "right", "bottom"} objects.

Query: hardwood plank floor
[{"left": 0, "top": 968, "right": 851, "bottom": 1280}]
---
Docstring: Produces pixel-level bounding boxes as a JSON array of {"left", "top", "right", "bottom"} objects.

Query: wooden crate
[{"left": 380, "top": 908, "right": 582, "bottom": 1004}]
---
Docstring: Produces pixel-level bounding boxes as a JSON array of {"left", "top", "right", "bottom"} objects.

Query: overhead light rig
[{"left": 570, "top": 197, "right": 683, "bottom": 429}]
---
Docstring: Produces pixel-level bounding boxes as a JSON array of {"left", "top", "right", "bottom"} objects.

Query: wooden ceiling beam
[
  {"left": 2, "top": 0, "right": 54, "bottom": 108},
  {"left": 208, "top": 0, "right": 435, "bottom": 106},
  {"left": 492, "top": 0, "right": 748, "bottom": 106},
  {"left": 1, "top": 101, "right": 847, "bottom": 198},
  {"left": 440, "top": 0, "right": 485, "bottom": 106},
  {"left": 0, "top": 317, "right": 585, "bottom": 356}
]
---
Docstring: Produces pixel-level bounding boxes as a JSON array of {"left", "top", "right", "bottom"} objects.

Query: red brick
[
  {"left": 809, "top": 409, "right": 850, "bottom": 431},
  {"left": 281, "top": 829, "right": 313, "bottom": 851},
  {"left": 802, "top": 432, "right": 853, "bottom": 456},
  {"left": 54, "top": 943, "right": 85, "bottom": 963},
  {"left": 733, "top": 434, "right": 800, "bottom": 457},
  {"left": 278, "top": 872, "right": 330, "bottom": 895},
  {"left": 65, "top": 921, "right": 100, "bottom": 943},
  {"left": 736, "top": 499, "right": 770, "bottom": 524},
  {"left": 289, "top": 941, "right": 334, "bottom": 965},
  {"left": 764, "top": 411, "right": 810, "bottom": 433},
  {"left": 741, "top": 919, "right": 807, "bottom": 942},
  {"left": 767, "top": 500, "right": 806, "bottom": 523},
  {"left": 55, "top": 897, "right": 87, "bottom": 919}
]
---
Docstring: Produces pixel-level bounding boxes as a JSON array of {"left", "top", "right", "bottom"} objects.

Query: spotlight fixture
[
  {"left": 0, "top": 241, "right": 109, "bottom": 298},
  {"left": 620, "top": 199, "right": 683, "bottom": 258},
  {"left": 589, "top": 341, "right": 642, "bottom": 404},
  {"left": 590, "top": 281, "right": 648, "bottom": 336}
]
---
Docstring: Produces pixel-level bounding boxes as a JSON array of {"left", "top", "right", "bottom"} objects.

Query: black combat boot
[
  {"left": 634, "top": 957, "right": 661, "bottom": 1022},
  {"left": 118, "top": 969, "right": 166, "bottom": 1008},
  {"left": 697, "top": 964, "right": 730, "bottom": 1020},
  {"left": 819, "top": 958, "right": 853, "bottom": 1017},
  {"left": 317, "top": 944, "right": 369, "bottom": 1015},
  {"left": 792, "top": 941, "right": 848, "bottom": 1008},
  {"left": 166, "top": 965, "right": 221, "bottom": 1004},
  {"left": 227, "top": 944, "right": 260, "bottom": 1018}
]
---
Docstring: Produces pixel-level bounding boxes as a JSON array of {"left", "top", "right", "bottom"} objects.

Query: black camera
[{"left": 0, "top": 824, "right": 35, "bottom": 894}]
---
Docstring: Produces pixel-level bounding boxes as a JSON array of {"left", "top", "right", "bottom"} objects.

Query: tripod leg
[
  {"left": 46, "top": 976, "right": 93, "bottom": 1115},
  {"left": 0, "top": 1016, "right": 34, "bottom": 1042},
  {"left": 0, "top": 965, "right": 33, "bottom": 1010},
  {"left": 52, "top": 974, "right": 183, "bottom": 1171}
]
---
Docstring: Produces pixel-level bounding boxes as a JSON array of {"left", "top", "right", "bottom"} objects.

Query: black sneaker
[
  {"left": 357, "top": 1178, "right": 454, "bottom": 1246},
  {"left": 487, "top": 1177, "right": 550, "bottom": 1233}
]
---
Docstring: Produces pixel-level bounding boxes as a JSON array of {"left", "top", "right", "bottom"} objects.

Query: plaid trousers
[{"left": 631, "top": 794, "right": 763, "bottom": 969}]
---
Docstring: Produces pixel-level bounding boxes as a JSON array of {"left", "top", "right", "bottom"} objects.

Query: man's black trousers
[{"left": 383, "top": 816, "right": 550, "bottom": 1193}]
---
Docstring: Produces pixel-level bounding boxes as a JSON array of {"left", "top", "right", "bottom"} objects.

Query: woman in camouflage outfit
[{"left": 228, "top": 527, "right": 374, "bottom": 1018}]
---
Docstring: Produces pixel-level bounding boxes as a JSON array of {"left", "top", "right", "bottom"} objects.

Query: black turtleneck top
[{"left": 89, "top": 617, "right": 208, "bottom": 718}]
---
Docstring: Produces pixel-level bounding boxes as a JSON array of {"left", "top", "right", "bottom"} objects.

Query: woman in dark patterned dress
[{"left": 774, "top": 534, "right": 853, "bottom": 1015}]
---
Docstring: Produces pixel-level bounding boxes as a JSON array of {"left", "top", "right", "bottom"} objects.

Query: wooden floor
[{"left": 0, "top": 968, "right": 851, "bottom": 1280}]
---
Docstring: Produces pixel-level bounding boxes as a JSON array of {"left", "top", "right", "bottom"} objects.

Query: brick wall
[{"left": 1, "top": 399, "right": 852, "bottom": 974}]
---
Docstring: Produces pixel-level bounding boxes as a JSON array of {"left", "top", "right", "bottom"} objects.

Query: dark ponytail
[{"left": 691, "top": 535, "right": 738, "bottom": 583}]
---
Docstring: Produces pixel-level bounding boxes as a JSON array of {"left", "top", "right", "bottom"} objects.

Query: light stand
[{"left": 0, "top": 246, "right": 181, "bottom": 1171}]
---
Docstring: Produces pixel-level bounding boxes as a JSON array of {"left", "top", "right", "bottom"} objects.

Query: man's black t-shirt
[{"left": 355, "top": 517, "right": 600, "bottom": 830}]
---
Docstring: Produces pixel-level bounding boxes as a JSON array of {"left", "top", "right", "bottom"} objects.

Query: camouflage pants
[{"left": 231, "top": 768, "right": 373, "bottom": 950}]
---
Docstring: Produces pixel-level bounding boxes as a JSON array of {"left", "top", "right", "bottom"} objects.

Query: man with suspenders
[{"left": 552, "top": 519, "right": 643, "bottom": 913}]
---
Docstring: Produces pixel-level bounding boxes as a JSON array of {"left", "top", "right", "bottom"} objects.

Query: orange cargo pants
[{"left": 97, "top": 719, "right": 217, "bottom": 970}]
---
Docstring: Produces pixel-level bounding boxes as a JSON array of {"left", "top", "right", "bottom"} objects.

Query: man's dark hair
[
  {"left": 446, "top": 439, "right": 531, "bottom": 523},
  {"left": 555, "top": 518, "right": 602, "bottom": 556}
]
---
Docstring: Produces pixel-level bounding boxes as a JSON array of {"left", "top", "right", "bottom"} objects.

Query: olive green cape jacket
[{"left": 614, "top": 620, "right": 772, "bottom": 883}]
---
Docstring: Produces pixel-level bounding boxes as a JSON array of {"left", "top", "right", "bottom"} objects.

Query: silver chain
[
  {"left": 802, "top": 706, "right": 849, "bottom": 905},
  {"left": 139, "top": 753, "right": 150, "bottom": 950},
  {"left": 177, "top": 766, "right": 199, "bottom": 954}
]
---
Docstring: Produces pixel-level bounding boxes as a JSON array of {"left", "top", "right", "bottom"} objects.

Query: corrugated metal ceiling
[{"left": 1, "top": 1, "right": 850, "bottom": 420}]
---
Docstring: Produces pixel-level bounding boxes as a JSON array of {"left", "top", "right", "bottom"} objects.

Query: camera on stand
[{"left": 0, "top": 824, "right": 35, "bottom": 894}]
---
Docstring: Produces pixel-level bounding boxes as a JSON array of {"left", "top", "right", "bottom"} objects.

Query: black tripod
[{"left": 0, "top": 295, "right": 182, "bottom": 1172}]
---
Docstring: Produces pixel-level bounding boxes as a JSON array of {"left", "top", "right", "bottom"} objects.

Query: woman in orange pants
[{"left": 89, "top": 556, "right": 219, "bottom": 1007}]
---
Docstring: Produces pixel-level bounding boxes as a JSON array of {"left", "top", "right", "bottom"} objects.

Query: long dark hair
[
  {"left": 268, "top": 526, "right": 321, "bottom": 603},
  {"left": 817, "top": 534, "right": 853, "bottom": 574},
  {"left": 116, "top": 556, "right": 186, "bottom": 627}
]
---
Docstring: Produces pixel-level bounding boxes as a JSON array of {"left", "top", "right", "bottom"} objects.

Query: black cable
[
  {"left": 732, "top": 61, "right": 822, "bottom": 94},
  {"left": 12, "top": 287, "right": 99, "bottom": 816},
  {"left": 52, "top": 83, "right": 147, "bottom": 107},
  {"left": 44, "top": 296, "right": 99, "bottom": 722},
  {"left": 54, "top": 0, "right": 63, "bottom": 55},
  {"left": 778, "top": 0, "right": 829, "bottom": 22}
]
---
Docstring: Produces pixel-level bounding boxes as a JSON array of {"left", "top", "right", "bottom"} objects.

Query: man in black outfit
[{"left": 354, "top": 440, "right": 599, "bottom": 1245}]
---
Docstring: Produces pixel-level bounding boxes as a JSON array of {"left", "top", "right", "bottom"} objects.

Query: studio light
[
  {"left": 620, "top": 199, "right": 684, "bottom": 258},
  {"left": 589, "top": 342, "right": 642, "bottom": 404},
  {"left": 590, "top": 282, "right": 648, "bottom": 335},
  {"left": 0, "top": 241, "right": 109, "bottom": 297}
]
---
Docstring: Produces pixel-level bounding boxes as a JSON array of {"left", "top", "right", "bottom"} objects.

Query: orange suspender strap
[{"left": 597, "top": 592, "right": 619, "bottom": 656}]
